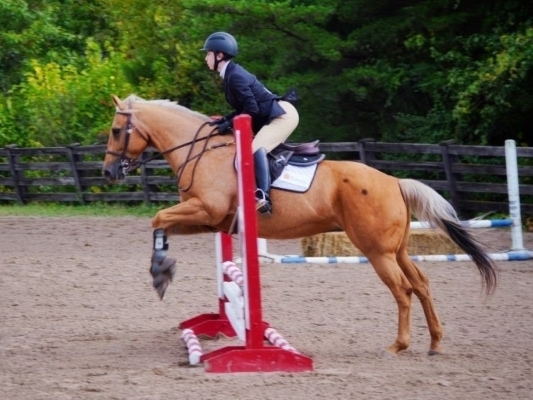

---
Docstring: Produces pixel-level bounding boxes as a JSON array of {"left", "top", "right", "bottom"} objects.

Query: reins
[{"left": 173, "top": 122, "right": 234, "bottom": 192}]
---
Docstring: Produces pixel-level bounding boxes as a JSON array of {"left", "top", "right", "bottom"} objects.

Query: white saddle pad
[{"left": 271, "top": 164, "right": 318, "bottom": 193}]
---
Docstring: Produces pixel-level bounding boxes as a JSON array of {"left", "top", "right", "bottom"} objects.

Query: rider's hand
[
  {"left": 209, "top": 117, "right": 226, "bottom": 126},
  {"left": 217, "top": 121, "right": 232, "bottom": 134}
]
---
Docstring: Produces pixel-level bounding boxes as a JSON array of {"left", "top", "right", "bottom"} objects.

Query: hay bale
[{"left": 301, "top": 229, "right": 463, "bottom": 257}]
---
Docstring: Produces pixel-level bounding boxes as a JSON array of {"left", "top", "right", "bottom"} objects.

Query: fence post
[
  {"left": 66, "top": 143, "right": 85, "bottom": 204},
  {"left": 5, "top": 145, "right": 25, "bottom": 204},
  {"left": 140, "top": 151, "right": 151, "bottom": 205},
  {"left": 358, "top": 138, "right": 376, "bottom": 164},
  {"left": 439, "top": 140, "right": 461, "bottom": 211}
]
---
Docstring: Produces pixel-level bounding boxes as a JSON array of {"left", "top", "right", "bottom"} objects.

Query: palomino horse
[{"left": 102, "top": 94, "right": 498, "bottom": 356}]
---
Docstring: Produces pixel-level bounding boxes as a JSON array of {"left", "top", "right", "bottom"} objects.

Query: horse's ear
[{"left": 111, "top": 95, "right": 125, "bottom": 110}]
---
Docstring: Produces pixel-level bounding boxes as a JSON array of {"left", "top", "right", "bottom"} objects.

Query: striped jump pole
[
  {"left": 410, "top": 219, "right": 512, "bottom": 229},
  {"left": 260, "top": 251, "right": 533, "bottom": 265},
  {"left": 179, "top": 114, "right": 313, "bottom": 373}
]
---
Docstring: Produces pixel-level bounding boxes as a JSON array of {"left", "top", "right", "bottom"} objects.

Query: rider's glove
[{"left": 217, "top": 121, "right": 232, "bottom": 134}]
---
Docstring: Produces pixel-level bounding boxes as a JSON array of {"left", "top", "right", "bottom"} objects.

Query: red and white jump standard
[{"left": 178, "top": 115, "right": 314, "bottom": 373}]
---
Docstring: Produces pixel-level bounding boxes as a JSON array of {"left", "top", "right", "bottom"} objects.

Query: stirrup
[{"left": 255, "top": 189, "right": 272, "bottom": 215}]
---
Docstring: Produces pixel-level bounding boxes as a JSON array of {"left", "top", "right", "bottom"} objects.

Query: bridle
[
  {"left": 105, "top": 107, "right": 234, "bottom": 192},
  {"left": 105, "top": 109, "right": 147, "bottom": 176}
]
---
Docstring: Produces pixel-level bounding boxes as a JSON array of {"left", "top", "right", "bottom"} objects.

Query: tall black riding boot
[{"left": 254, "top": 147, "right": 272, "bottom": 215}]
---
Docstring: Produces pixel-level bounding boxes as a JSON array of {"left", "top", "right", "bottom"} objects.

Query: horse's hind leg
[
  {"left": 397, "top": 250, "right": 443, "bottom": 355},
  {"left": 367, "top": 254, "right": 414, "bottom": 355}
]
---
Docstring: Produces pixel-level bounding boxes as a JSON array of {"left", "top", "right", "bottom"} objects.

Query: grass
[{"left": 0, "top": 202, "right": 169, "bottom": 218}]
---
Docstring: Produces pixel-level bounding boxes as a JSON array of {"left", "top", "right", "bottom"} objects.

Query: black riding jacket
[{"left": 223, "top": 61, "right": 285, "bottom": 133}]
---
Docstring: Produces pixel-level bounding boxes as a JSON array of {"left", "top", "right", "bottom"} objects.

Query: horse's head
[{"left": 102, "top": 95, "right": 150, "bottom": 182}]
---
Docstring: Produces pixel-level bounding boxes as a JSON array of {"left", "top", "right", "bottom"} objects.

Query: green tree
[
  {"left": 0, "top": 0, "right": 36, "bottom": 91},
  {"left": 256, "top": 1, "right": 529, "bottom": 145},
  {"left": 1, "top": 0, "right": 532, "bottom": 148},
  {"left": 394, "top": 1, "right": 533, "bottom": 145},
  {"left": 0, "top": 40, "right": 134, "bottom": 146}
]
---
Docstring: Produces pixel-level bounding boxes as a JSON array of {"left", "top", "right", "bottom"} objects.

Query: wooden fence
[{"left": 1, "top": 140, "right": 533, "bottom": 217}]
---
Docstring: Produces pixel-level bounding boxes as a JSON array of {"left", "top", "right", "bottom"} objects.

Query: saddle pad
[{"left": 271, "top": 164, "right": 318, "bottom": 193}]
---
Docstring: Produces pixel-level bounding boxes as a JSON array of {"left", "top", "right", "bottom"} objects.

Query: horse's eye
[{"left": 112, "top": 127, "right": 121, "bottom": 136}]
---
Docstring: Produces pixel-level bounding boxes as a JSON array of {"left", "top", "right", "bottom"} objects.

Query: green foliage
[
  {"left": 449, "top": 28, "right": 533, "bottom": 145},
  {"left": 0, "top": 0, "right": 532, "bottom": 148},
  {"left": 394, "top": 1, "right": 533, "bottom": 145},
  {"left": 0, "top": 39, "right": 134, "bottom": 147}
]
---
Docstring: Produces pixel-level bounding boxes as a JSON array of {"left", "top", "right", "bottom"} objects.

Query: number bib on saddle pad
[{"left": 271, "top": 164, "right": 318, "bottom": 193}]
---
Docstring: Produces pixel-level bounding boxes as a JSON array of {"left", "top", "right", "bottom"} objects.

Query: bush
[{"left": 0, "top": 39, "right": 135, "bottom": 147}]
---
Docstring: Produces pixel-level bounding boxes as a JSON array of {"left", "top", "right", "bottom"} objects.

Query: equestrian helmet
[{"left": 201, "top": 32, "right": 238, "bottom": 57}]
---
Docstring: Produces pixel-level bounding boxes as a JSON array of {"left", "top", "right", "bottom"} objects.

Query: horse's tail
[{"left": 399, "top": 178, "right": 498, "bottom": 294}]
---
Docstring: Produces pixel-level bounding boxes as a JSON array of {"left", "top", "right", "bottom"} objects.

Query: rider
[{"left": 201, "top": 31, "right": 299, "bottom": 215}]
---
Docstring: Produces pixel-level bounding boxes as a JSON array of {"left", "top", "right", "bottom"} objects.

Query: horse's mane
[{"left": 121, "top": 94, "right": 210, "bottom": 122}]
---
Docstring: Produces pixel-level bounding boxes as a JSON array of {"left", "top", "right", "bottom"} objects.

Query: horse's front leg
[
  {"left": 150, "top": 198, "right": 227, "bottom": 299},
  {"left": 150, "top": 228, "right": 177, "bottom": 300}
]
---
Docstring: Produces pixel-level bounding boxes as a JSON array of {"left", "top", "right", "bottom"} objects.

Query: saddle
[{"left": 268, "top": 140, "right": 325, "bottom": 182}]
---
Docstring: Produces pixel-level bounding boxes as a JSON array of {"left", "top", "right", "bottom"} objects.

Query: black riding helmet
[{"left": 201, "top": 32, "right": 238, "bottom": 58}]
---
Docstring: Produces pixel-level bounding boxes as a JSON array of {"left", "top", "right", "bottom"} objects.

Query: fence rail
[{"left": 1, "top": 140, "right": 533, "bottom": 216}]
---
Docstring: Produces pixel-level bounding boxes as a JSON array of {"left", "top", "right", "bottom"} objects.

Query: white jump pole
[{"left": 505, "top": 139, "right": 525, "bottom": 251}]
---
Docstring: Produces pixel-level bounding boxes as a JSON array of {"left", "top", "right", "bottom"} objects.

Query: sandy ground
[{"left": 1, "top": 216, "right": 532, "bottom": 400}]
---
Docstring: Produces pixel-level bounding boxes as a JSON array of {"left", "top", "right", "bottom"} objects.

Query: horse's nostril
[{"left": 103, "top": 170, "right": 111, "bottom": 178}]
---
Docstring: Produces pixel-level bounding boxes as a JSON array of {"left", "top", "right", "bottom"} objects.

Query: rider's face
[{"left": 205, "top": 51, "right": 217, "bottom": 71}]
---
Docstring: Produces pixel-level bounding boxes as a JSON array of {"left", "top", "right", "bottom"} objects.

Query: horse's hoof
[
  {"left": 151, "top": 257, "right": 177, "bottom": 300},
  {"left": 150, "top": 257, "right": 176, "bottom": 277},
  {"left": 160, "top": 257, "right": 177, "bottom": 280},
  {"left": 153, "top": 275, "right": 170, "bottom": 300},
  {"left": 379, "top": 350, "right": 396, "bottom": 359},
  {"left": 428, "top": 348, "right": 444, "bottom": 356}
]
